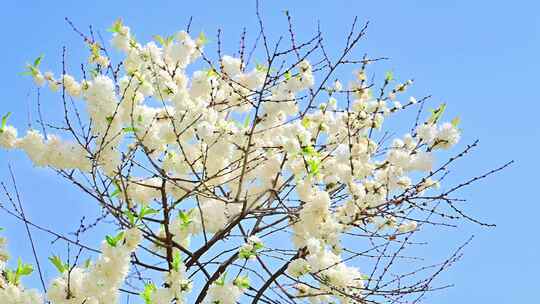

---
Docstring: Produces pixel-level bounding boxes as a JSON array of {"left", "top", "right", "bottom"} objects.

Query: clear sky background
[{"left": 0, "top": 1, "right": 538, "bottom": 303}]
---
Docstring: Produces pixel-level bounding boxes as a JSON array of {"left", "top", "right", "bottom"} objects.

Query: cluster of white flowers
[
  {"left": 1, "top": 129, "right": 91, "bottom": 171},
  {"left": 46, "top": 228, "right": 141, "bottom": 304},
  {"left": 286, "top": 257, "right": 311, "bottom": 278},
  {"left": 289, "top": 238, "right": 365, "bottom": 301},
  {"left": 0, "top": 283, "right": 42, "bottom": 304},
  {"left": 164, "top": 197, "right": 232, "bottom": 249},
  {"left": 0, "top": 19, "right": 465, "bottom": 304},
  {"left": 0, "top": 234, "right": 43, "bottom": 304},
  {"left": 207, "top": 274, "right": 249, "bottom": 304},
  {"left": 238, "top": 235, "right": 264, "bottom": 260},
  {"left": 398, "top": 220, "right": 418, "bottom": 233},
  {"left": 146, "top": 252, "right": 191, "bottom": 304},
  {"left": 0, "top": 235, "right": 8, "bottom": 270},
  {"left": 417, "top": 121, "right": 461, "bottom": 149},
  {"left": 0, "top": 125, "right": 17, "bottom": 149}
]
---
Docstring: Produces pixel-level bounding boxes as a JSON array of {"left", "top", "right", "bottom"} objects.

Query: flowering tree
[{"left": 0, "top": 8, "right": 511, "bottom": 304}]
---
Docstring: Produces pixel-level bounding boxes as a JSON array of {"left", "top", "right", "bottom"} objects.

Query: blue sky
[{"left": 0, "top": 0, "right": 538, "bottom": 303}]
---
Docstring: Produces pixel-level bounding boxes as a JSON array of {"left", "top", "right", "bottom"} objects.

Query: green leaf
[
  {"left": 105, "top": 116, "right": 114, "bottom": 123},
  {"left": 139, "top": 205, "right": 158, "bottom": 218},
  {"left": 49, "top": 255, "right": 68, "bottom": 273},
  {"left": 178, "top": 210, "right": 192, "bottom": 228},
  {"left": 242, "top": 115, "right": 250, "bottom": 128},
  {"left": 140, "top": 282, "right": 156, "bottom": 304},
  {"left": 23, "top": 65, "right": 39, "bottom": 77},
  {"left": 152, "top": 35, "right": 174, "bottom": 46},
  {"left": 427, "top": 103, "right": 447, "bottom": 125},
  {"left": 1, "top": 112, "right": 12, "bottom": 133},
  {"left": 307, "top": 158, "right": 320, "bottom": 176},
  {"left": 215, "top": 271, "right": 227, "bottom": 286},
  {"left": 5, "top": 270, "right": 16, "bottom": 284},
  {"left": 110, "top": 180, "right": 121, "bottom": 198},
  {"left": 206, "top": 68, "right": 218, "bottom": 78},
  {"left": 451, "top": 116, "right": 460, "bottom": 128},
  {"left": 238, "top": 247, "right": 257, "bottom": 260},
  {"left": 110, "top": 188, "right": 121, "bottom": 198},
  {"left": 33, "top": 55, "right": 44, "bottom": 68},
  {"left": 252, "top": 241, "right": 264, "bottom": 251},
  {"left": 124, "top": 209, "right": 136, "bottom": 225},
  {"left": 123, "top": 126, "right": 138, "bottom": 133},
  {"left": 301, "top": 117, "right": 310, "bottom": 129},
  {"left": 385, "top": 71, "right": 394, "bottom": 82},
  {"left": 233, "top": 275, "right": 250, "bottom": 289},
  {"left": 105, "top": 235, "right": 116, "bottom": 247},
  {"left": 105, "top": 231, "right": 124, "bottom": 247},
  {"left": 197, "top": 31, "right": 208, "bottom": 45},
  {"left": 172, "top": 252, "right": 182, "bottom": 272},
  {"left": 301, "top": 145, "right": 317, "bottom": 157},
  {"left": 83, "top": 258, "right": 91, "bottom": 268},
  {"left": 255, "top": 63, "right": 267, "bottom": 73},
  {"left": 284, "top": 70, "right": 292, "bottom": 80},
  {"left": 153, "top": 34, "right": 165, "bottom": 46},
  {"left": 107, "top": 19, "right": 123, "bottom": 34},
  {"left": 16, "top": 258, "right": 34, "bottom": 277}
]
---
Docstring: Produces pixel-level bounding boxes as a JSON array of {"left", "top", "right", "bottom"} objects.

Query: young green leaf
[
  {"left": 105, "top": 231, "right": 125, "bottom": 247},
  {"left": 215, "top": 271, "right": 227, "bottom": 286},
  {"left": 110, "top": 188, "right": 121, "bottom": 198},
  {"left": 17, "top": 259, "right": 34, "bottom": 276},
  {"left": 255, "top": 63, "right": 267, "bottom": 73},
  {"left": 19, "top": 71, "right": 34, "bottom": 76},
  {"left": 427, "top": 103, "right": 447, "bottom": 125},
  {"left": 49, "top": 255, "right": 68, "bottom": 273},
  {"left": 301, "top": 145, "right": 317, "bottom": 157},
  {"left": 139, "top": 205, "right": 158, "bottom": 218},
  {"left": 385, "top": 71, "right": 394, "bottom": 82},
  {"left": 307, "top": 159, "right": 320, "bottom": 176},
  {"left": 451, "top": 116, "right": 460, "bottom": 128},
  {"left": 140, "top": 282, "right": 156, "bottom": 304},
  {"left": 1, "top": 112, "right": 12, "bottom": 133},
  {"left": 33, "top": 55, "right": 44, "bottom": 68},
  {"left": 197, "top": 31, "right": 208, "bottom": 45},
  {"left": 172, "top": 252, "right": 182, "bottom": 272},
  {"left": 243, "top": 115, "right": 250, "bottom": 128},
  {"left": 107, "top": 19, "right": 123, "bottom": 34},
  {"left": 124, "top": 209, "right": 137, "bottom": 226},
  {"left": 5, "top": 269, "right": 16, "bottom": 285},
  {"left": 153, "top": 34, "right": 167, "bottom": 46},
  {"left": 238, "top": 246, "right": 257, "bottom": 260},
  {"left": 252, "top": 241, "right": 264, "bottom": 251},
  {"left": 206, "top": 68, "right": 218, "bottom": 78},
  {"left": 178, "top": 210, "right": 192, "bottom": 228},
  {"left": 123, "top": 126, "right": 138, "bottom": 133},
  {"left": 233, "top": 275, "right": 250, "bottom": 289},
  {"left": 284, "top": 70, "right": 292, "bottom": 80},
  {"left": 301, "top": 117, "right": 310, "bottom": 129}
]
